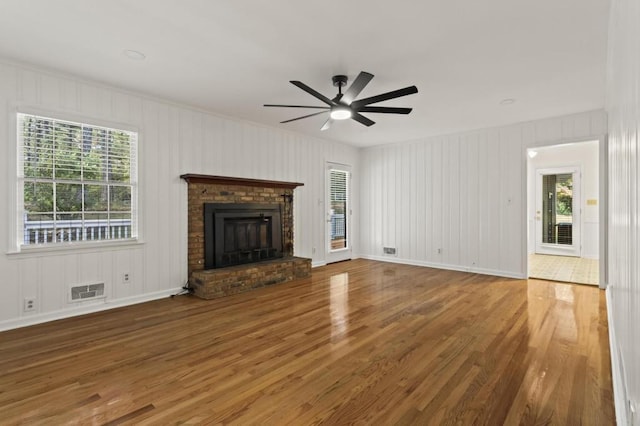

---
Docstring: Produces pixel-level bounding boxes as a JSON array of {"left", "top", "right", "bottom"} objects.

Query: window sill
[{"left": 6, "top": 239, "right": 144, "bottom": 258}]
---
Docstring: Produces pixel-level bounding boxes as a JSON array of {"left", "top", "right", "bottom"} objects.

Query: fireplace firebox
[{"left": 204, "top": 203, "right": 283, "bottom": 269}]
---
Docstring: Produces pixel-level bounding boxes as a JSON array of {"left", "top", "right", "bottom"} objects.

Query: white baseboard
[
  {"left": 358, "top": 254, "right": 526, "bottom": 280},
  {"left": 311, "top": 252, "right": 362, "bottom": 268},
  {"left": 581, "top": 254, "right": 599, "bottom": 260},
  {"left": 0, "top": 287, "right": 183, "bottom": 332},
  {"left": 606, "top": 285, "right": 629, "bottom": 426}
]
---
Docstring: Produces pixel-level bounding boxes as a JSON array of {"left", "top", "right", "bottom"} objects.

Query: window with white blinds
[
  {"left": 330, "top": 169, "right": 348, "bottom": 203},
  {"left": 329, "top": 169, "right": 348, "bottom": 249},
  {"left": 17, "top": 113, "right": 138, "bottom": 247}
]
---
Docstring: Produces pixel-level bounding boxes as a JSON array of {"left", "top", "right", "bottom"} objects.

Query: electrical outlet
[
  {"left": 24, "top": 298, "right": 36, "bottom": 312},
  {"left": 312, "top": 247, "right": 316, "bottom": 254},
  {"left": 437, "top": 248, "right": 442, "bottom": 254},
  {"left": 122, "top": 273, "right": 130, "bottom": 283}
]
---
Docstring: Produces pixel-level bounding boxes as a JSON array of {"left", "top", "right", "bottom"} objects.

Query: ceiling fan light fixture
[
  {"left": 264, "top": 71, "right": 417, "bottom": 129},
  {"left": 330, "top": 107, "right": 352, "bottom": 120}
]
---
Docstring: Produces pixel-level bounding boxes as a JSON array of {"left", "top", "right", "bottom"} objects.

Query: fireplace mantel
[{"left": 180, "top": 174, "right": 304, "bottom": 189}]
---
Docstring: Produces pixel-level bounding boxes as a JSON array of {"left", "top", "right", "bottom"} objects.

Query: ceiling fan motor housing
[{"left": 332, "top": 75, "right": 348, "bottom": 88}]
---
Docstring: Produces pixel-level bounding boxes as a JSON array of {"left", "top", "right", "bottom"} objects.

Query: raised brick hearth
[
  {"left": 190, "top": 256, "right": 311, "bottom": 299},
  {"left": 181, "top": 174, "right": 311, "bottom": 299}
]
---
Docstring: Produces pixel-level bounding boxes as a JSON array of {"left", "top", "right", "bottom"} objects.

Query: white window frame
[{"left": 11, "top": 108, "right": 140, "bottom": 253}]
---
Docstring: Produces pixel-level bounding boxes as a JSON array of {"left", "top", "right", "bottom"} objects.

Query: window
[
  {"left": 17, "top": 113, "right": 138, "bottom": 247},
  {"left": 328, "top": 168, "right": 348, "bottom": 250}
]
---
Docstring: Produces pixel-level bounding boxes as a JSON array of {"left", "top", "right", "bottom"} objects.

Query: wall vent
[
  {"left": 383, "top": 247, "right": 397, "bottom": 255},
  {"left": 69, "top": 283, "right": 105, "bottom": 303}
]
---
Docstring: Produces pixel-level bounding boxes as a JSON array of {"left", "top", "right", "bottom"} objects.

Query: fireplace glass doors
[{"left": 204, "top": 203, "right": 283, "bottom": 269}]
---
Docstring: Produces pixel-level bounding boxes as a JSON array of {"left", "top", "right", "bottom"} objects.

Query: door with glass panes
[
  {"left": 326, "top": 163, "right": 351, "bottom": 263},
  {"left": 535, "top": 167, "right": 581, "bottom": 257}
]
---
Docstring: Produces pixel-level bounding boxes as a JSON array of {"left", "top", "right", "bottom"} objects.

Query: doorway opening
[{"left": 527, "top": 140, "right": 601, "bottom": 286}]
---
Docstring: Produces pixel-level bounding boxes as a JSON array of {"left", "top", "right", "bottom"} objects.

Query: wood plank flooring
[{"left": 0, "top": 259, "right": 614, "bottom": 425}]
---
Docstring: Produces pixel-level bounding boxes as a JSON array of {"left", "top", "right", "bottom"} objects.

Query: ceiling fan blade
[
  {"left": 357, "top": 106, "right": 413, "bottom": 114},
  {"left": 351, "top": 86, "right": 418, "bottom": 109},
  {"left": 280, "top": 111, "right": 328, "bottom": 124},
  {"left": 351, "top": 112, "right": 376, "bottom": 127},
  {"left": 321, "top": 118, "right": 333, "bottom": 131},
  {"left": 290, "top": 81, "right": 336, "bottom": 106},
  {"left": 340, "top": 71, "right": 374, "bottom": 105},
  {"left": 264, "top": 104, "right": 330, "bottom": 109}
]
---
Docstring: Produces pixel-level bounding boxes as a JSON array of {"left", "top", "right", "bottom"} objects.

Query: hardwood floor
[{"left": 0, "top": 259, "right": 614, "bottom": 425}]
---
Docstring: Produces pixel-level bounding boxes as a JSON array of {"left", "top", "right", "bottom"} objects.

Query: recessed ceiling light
[
  {"left": 123, "top": 49, "right": 146, "bottom": 61},
  {"left": 500, "top": 98, "right": 516, "bottom": 105}
]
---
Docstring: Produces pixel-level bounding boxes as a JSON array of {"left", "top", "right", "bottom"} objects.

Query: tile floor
[{"left": 529, "top": 253, "right": 599, "bottom": 285}]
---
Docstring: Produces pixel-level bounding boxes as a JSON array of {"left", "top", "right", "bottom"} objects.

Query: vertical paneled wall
[
  {"left": 606, "top": 0, "right": 640, "bottom": 422},
  {"left": 359, "top": 110, "right": 606, "bottom": 278},
  {"left": 0, "top": 61, "right": 358, "bottom": 330}
]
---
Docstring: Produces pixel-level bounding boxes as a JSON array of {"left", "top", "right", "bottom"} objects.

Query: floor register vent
[
  {"left": 383, "top": 247, "right": 397, "bottom": 255},
  {"left": 70, "top": 283, "right": 105, "bottom": 302}
]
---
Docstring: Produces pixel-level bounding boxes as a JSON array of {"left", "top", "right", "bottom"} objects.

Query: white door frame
[
  {"left": 524, "top": 136, "right": 607, "bottom": 289},
  {"left": 325, "top": 162, "right": 352, "bottom": 264},
  {"left": 535, "top": 166, "right": 581, "bottom": 257}
]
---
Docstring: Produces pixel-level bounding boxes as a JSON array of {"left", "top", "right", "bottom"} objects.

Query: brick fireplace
[{"left": 181, "top": 174, "right": 311, "bottom": 299}]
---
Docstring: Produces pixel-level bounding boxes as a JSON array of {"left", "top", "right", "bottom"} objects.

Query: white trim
[
  {"left": 15, "top": 104, "right": 140, "bottom": 134},
  {"left": 6, "top": 105, "right": 19, "bottom": 256},
  {"left": 359, "top": 254, "right": 526, "bottom": 280},
  {"left": 0, "top": 287, "right": 183, "bottom": 332},
  {"left": 312, "top": 260, "right": 327, "bottom": 268},
  {"left": 606, "top": 285, "right": 629, "bottom": 426},
  {"left": 13, "top": 109, "right": 140, "bottom": 253},
  {"left": 598, "top": 135, "right": 608, "bottom": 289},
  {"left": 523, "top": 135, "right": 608, "bottom": 289},
  {"left": 7, "top": 238, "right": 144, "bottom": 257},
  {"left": 325, "top": 162, "right": 353, "bottom": 264}
]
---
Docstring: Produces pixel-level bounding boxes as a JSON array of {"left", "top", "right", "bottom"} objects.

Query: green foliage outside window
[
  {"left": 555, "top": 177, "right": 573, "bottom": 216},
  {"left": 20, "top": 113, "right": 136, "bottom": 244}
]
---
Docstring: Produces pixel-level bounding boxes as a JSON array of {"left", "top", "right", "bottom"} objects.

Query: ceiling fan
[{"left": 264, "top": 71, "right": 418, "bottom": 131}]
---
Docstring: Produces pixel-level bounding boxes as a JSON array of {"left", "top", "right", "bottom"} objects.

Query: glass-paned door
[
  {"left": 535, "top": 167, "right": 581, "bottom": 256},
  {"left": 326, "top": 163, "right": 351, "bottom": 263}
]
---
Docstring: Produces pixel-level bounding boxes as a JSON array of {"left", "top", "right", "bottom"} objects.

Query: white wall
[
  {"left": 359, "top": 110, "right": 606, "bottom": 278},
  {"left": 0, "top": 60, "right": 359, "bottom": 331},
  {"left": 527, "top": 141, "right": 600, "bottom": 258},
  {"left": 606, "top": 0, "right": 640, "bottom": 423}
]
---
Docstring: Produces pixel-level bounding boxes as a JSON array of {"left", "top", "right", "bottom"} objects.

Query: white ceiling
[{"left": 0, "top": 0, "right": 611, "bottom": 147}]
